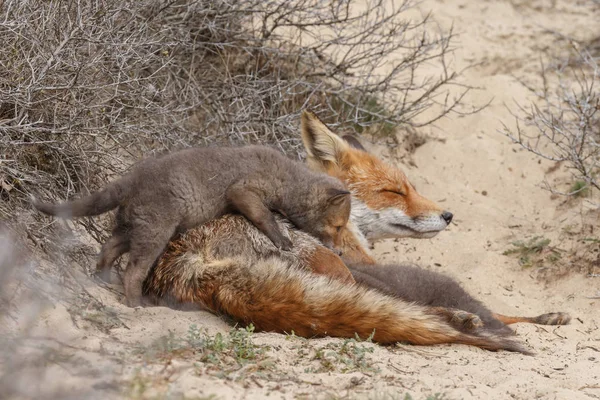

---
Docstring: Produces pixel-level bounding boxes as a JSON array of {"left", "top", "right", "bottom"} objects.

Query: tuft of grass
[
  {"left": 306, "top": 332, "right": 379, "bottom": 374},
  {"left": 404, "top": 395, "right": 447, "bottom": 400},
  {"left": 503, "top": 236, "right": 562, "bottom": 268},
  {"left": 331, "top": 392, "right": 447, "bottom": 400},
  {"left": 136, "top": 324, "right": 270, "bottom": 369},
  {"left": 187, "top": 324, "right": 268, "bottom": 366},
  {"left": 419, "top": 395, "right": 446, "bottom": 400},
  {"left": 569, "top": 180, "right": 590, "bottom": 197}
]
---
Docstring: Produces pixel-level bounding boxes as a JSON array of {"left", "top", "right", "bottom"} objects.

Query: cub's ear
[
  {"left": 342, "top": 135, "right": 367, "bottom": 152},
  {"left": 301, "top": 110, "right": 350, "bottom": 171},
  {"left": 326, "top": 188, "right": 351, "bottom": 206}
]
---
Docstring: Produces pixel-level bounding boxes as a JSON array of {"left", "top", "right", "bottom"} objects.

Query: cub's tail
[
  {"left": 31, "top": 177, "right": 130, "bottom": 218},
  {"left": 146, "top": 251, "right": 531, "bottom": 355}
]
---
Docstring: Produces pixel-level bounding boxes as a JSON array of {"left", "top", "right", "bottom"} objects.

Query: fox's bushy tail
[
  {"left": 146, "top": 252, "right": 531, "bottom": 354},
  {"left": 31, "top": 178, "right": 130, "bottom": 218}
]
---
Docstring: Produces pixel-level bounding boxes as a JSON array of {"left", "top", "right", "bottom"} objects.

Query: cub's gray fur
[
  {"left": 347, "top": 262, "right": 512, "bottom": 334},
  {"left": 33, "top": 145, "right": 350, "bottom": 307}
]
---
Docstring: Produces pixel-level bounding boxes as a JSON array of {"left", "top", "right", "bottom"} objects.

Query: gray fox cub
[{"left": 33, "top": 145, "right": 351, "bottom": 306}]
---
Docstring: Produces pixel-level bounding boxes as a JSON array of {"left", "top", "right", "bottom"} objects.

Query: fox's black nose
[{"left": 441, "top": 211, "right": 453, "bottom": 224}]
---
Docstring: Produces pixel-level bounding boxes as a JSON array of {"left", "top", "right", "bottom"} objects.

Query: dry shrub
[
  {"left": 502, "top": 48, "right": 599, "bottom": 200},
  {"left": 1, "top": 0, "right": 473, "bottom": 240},
  {"left": 503, "top": 46, "right": 599, "bottom": 278}
]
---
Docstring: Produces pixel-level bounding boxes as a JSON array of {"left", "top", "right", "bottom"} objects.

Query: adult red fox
[
  {"left": 145, "top": 214, "right": 530, "bottom": 353},
  {"left": 143, "top": 111, "right": 569, "bottom": 353}
]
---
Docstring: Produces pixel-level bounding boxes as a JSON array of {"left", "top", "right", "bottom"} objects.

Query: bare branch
[{"left": 502, "top": 49, "right": 600, "bottom": 199}]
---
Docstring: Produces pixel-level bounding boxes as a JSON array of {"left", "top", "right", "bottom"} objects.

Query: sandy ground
[{"left": 3, "top": 0, "right": 600, "bottom": 399}]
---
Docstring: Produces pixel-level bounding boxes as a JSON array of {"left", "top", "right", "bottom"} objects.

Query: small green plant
[
  {"left": 136, "top": 324, "right": 269, "bottom": 369},
  {"left": 582, "top": 237, "right": 600, "bottom": 243},
  {"left": 190, "top": 324, "right": 267, "bottom": 364},
  {"left": 503, "top": 236, "right": 562, "bottom": 268},
  {"left": 403, "top": 394, "right": 446, "bottom": 400},
  {"left": 569, "top": 180, "right": 590, "bottom": 197},
  {"left": 333, "top": 392, "right": 447, "bottom": 400},
  {"left": 309, "top": 332, "right": 379, "bottom": 373}
]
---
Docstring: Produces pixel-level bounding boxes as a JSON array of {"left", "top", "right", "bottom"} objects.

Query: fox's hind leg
[
  {"left": 95, "top": 209, "right": 131, "bottom": 282},
  {"left": 95, "top": 232, "right": 129, "bottom": 283},
  {"left": 124, "top": 222, "right": 178, "bottom": 307},
  {"left": 492, "top": 312, "right": 571, "bottom": 326}
]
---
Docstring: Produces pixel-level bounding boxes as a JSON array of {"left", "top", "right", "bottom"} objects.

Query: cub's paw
[
  {"left": 432, "top": 307, "right": 484, "bottom": 332},
  {"left": 451, "top": 310, "right": 484, "bottom": 331}
]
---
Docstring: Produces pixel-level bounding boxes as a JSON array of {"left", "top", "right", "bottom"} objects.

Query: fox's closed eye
[{"left": 384, "top": 189, "right": 405, "bottom": 196}]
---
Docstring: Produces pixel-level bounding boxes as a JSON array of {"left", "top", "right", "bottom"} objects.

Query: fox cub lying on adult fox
[
  {"left": 144, "top": 111, "right": 570, "bottom": 354},
  {"left": 33, "top": 145, "right": 351, "bottom": 306}
]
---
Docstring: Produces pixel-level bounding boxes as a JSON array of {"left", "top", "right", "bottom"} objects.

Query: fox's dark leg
[
  {"left": 95, "top": 232, "right": 129, "bottom": 282},
  {"left": 226, "top": 184, "right": 292, "bottom": 251},
  {"left": 124, "top": 221, "right": 178, "bottom": 307},
  {"left": 492, "top": 312, "right": 571, "bottom": 326}
]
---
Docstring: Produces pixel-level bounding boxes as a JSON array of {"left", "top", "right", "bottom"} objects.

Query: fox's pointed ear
[
  {"left": 301, "top": 110, "right": 350, "bottom": 171},
  {"left": 326, "top": 188, "right": 351, "bottom": 206},
  {"left": 342, "top": 135, "right": 367, "bottom": 152}
]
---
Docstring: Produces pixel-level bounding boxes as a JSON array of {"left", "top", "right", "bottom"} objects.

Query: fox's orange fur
[
  {"left": 145, "top": 215, "right": 528, "bottom": 353},
  {"left": 301, "top": 111, "right": 453, "bottom": 241},
  {"left": 308, "top": 131, "right": 440, "bottom": 215},
  {"left": 143, "top": 110, "right": 569, "bottom": 354}
]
